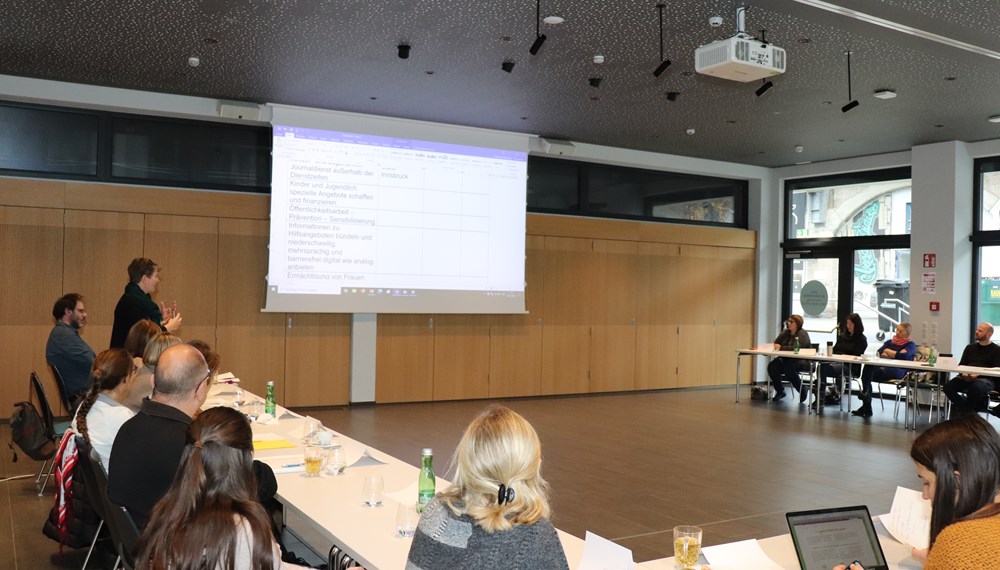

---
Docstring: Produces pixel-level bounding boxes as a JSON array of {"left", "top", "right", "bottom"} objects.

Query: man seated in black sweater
[
  {"left": 108, "top": 344, "right": 277, "bottom": 528},
  {"left": 943, "top": 322, "right": 1000, "bottom": 416}
]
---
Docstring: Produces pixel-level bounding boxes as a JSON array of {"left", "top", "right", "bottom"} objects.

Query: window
[
  {"left": 528, "top": 156, "right": 748, "bottom": 228},
  {"left": 974, "top": 158, "right": 1000, "bottom": 324},
  {"left": 786, "top": 167, "right": 912, "bottom": 239},
  {"left": 0, "top": 103, "right": 99, "bottom": 176}
]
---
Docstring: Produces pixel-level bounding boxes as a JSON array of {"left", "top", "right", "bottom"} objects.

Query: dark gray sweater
[{"left": 405, "top": 498, "right": 570, "bottom": 570}]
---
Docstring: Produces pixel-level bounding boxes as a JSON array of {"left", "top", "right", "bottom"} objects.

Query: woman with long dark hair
[
  {"left": 135, "top": 407, "right": 309, "bottom": 570},
  {"left": 72, "top": 348, "right": 139, "bottom": 467},
  {"left": 814, "top": 312, "right": 867, "bottom": 409},
  {"left": 835, "top": 414, "right": 1000, "bottom": 570}
]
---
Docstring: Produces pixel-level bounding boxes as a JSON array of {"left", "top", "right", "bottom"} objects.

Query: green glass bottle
[
  {"left": 417, "top": 448, "right": 435, "bottom": 513},
  {"left": 793, "top": 336, "right": 800, "bottom": 354},
  {"left": 265, "top": 380, "right": 276, "bottom": 416}
]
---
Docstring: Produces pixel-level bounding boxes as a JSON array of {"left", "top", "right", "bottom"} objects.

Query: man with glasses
[
  {"left": 45, "top": 293, "right": 96, "bottom": 406},
  {"left": 108, "top": 344, "right": 277, "bottom": 527}
]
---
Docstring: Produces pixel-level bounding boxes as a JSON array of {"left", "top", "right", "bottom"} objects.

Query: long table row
[{"left": 207, "top": 381, "right": 923, "bottom": 569}]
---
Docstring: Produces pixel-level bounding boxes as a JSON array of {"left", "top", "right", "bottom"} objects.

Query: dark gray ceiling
[{"left": 2, "top": 0, "right": 1000, "bottom": 167}]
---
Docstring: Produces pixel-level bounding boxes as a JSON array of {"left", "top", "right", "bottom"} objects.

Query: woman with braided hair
[
  {"left": 405, "top": 404, "right": 569, "bottom": 570},
  {"left": 135, "top": 406, "right": 309, "bottom": 570},
  {"left": 72, "top": 348, "right": 139, "bottom": 468}
]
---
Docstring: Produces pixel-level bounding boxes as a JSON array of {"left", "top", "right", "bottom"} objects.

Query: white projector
[{"left": 695, "top": 36, "right": 786, "bottom": 82}]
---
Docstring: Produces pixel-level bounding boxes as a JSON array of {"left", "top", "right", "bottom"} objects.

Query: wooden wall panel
[
  {"left": 714, "top": 247, "right": 756, "bottom": 384},
  {"left": 284, "top": 314, "right": 351, "bottom": 407},
  {"left": 0, "top": 178, "right": 65, "bottom": 209},
  {"left": 63, "top": 210, "right": 145, "bottom": 352},
  {"left": 590, "top": 239, "right": 638, "bottom": 392},
  {"left": 636, "top": 242, "right": 681, "bottom": 390},
  {"left": 143, "top": 214, "right": 219, "bottom": 345},
  {"left": 376, "top": 314, "right": 434, "bottom": 403},
  {"left": 541, "top": 237, "right": 592, "bottom": 395},
  {"left": 489, "top": 235, "right": 544, "bottom": 398},
  {"left": 433, "top": 315, "right": 491, "bottom": 401},
  {"left": 216, "top": 219, "right": 285, "bottom": 399},
  {"left": 65, "top": 182, "right": 269, "bottom": 220},
  {"left": 676, "top": 245, "right": 719, "bottom": 387},
  {"left": 0, "top": 207, "right": 65, "bottom": 415}
]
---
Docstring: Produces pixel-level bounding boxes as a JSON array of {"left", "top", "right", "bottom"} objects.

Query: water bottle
[
  {"left": 417, "top": 448, "right": 435, "bottom": 513},
  {"left": 793, "top": 336, "right": 800, "bottom": 354},
  {"left": 265, "top": 380, "right": 276, "bottom": 416},
  {"left": 928, "top": 344, "right": 937, "bottom": 366}
]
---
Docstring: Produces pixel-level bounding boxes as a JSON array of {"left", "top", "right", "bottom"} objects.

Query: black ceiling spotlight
[
  {"left": 529, "top": 0, "right": 547, "bottom": 55},
  {"left": 841, "top": 50, "right": 859, "bottom": 113},
  {"left": 755, "top": 79, "right": 774, "bottom": 97},
  {"left": 397, "top": 44, "right": 411, "bottom": 59},
  {"left": 652, "top": 4, "right": 671, "bottom": 77},
  {"left": 501, "top": 60, "right": 515, "bottom": 73},
  {"left": 588, "top": 77, "right": 602, "bottom": 88}
]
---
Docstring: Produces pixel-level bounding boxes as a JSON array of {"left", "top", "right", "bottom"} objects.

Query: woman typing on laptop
[{"left": 834, "top": 414, "right": 1000, "bottom": 570}]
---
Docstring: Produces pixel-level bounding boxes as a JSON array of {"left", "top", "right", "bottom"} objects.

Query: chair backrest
[
  {"left": 74, "top": 436, "right": 105, "bottom": 520},
  {"left": 48, "top": 364, "right": 75, "bottom": 414},
  {"left": 90, "top": 447, "right": 139, "bottom": 569},
  {"left": 30, "top": 371, "right": 57, "bottom": 439}
]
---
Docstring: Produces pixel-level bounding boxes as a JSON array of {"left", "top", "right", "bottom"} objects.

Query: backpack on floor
[{"left": 8, "top": 401, "right": 57, "bottom": 462}]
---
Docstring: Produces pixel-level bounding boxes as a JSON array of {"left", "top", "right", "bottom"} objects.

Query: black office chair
[
  {"left": 88, "top": 447, "right": 139, "bottom": 570},
  {"left": 48, "top": 363, "right": 77, "bottom": 415},
  {"left": 74, "top": 436, "right": 107, "bottom": 570},
  {"left": 30, "top": 371, "right": 70, "bottom": 495}
]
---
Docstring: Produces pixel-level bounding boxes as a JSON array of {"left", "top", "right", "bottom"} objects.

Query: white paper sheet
[
  {"left": 702, "top": 539, "right": 782, "bottom": 570},
  {"left": 577, "top": 531, "right": 634, "bottom": 570},
  {"left": 881, "top": 486, "right": 931, "bottom": 550},
  {"left": 257, "top": 454, "right": 307, "bottom": 474}
]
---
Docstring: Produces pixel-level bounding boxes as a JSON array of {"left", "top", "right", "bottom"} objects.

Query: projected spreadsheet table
[{"left": 270, "top": 127, "right": 525, "bottom": 297}]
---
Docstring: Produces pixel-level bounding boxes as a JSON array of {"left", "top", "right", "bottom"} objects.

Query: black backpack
[{"left": 8, "top": 401, "right": 57, "bottom": 462}]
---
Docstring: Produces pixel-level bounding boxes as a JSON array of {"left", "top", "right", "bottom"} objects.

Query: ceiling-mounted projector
[{"left": 695, "top": 36, "right": 786, "bottom": 82}]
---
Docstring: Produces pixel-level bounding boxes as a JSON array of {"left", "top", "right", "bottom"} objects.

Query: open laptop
[{"left": 786, "top": 506, "right": 889, "bottom": 570}]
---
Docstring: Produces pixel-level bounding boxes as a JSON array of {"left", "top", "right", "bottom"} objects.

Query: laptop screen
[{"left": 786, "top": 506, "right": 889, "bottom": 570}]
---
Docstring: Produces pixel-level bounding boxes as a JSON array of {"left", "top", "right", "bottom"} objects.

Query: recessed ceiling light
[
  {"left": 369, "top": 96, "right": 377, "bottom": 100},
  {"left": 681, "top": 71, "right": 694, "bottom": 77},
  {"left": 873, "top": 89, "right": 897, "bottom": 99},
  {"left": 797, "top": 37, "right": 811, "bottom": 44},
  {"left": 425, "top": 70, "right": 435, "bottom": 75},
  {"left": 593, "top": 54, "right": 605, "bottom": 64},
  {"left": 187, "top": 56, "right": 200, "bottom": 67},
  {"left": 821, "top": 101, "right": 832, "bottom": 105},
  {"left": 500, "top": 36, "right": 512, "bottom": 42},
  {"left": 945, "top": 76, "right": 957, "bottom": 81},
  {"left": 203, "top": 37, "right": 218, "bottom": 45},
  {"left": 543, "top": 15, "right": 564, "bottom": 24},
  {"left": 934, "top": 124, "right": 945, "bottom": 128},
  {"left": 589, "top": 95, "right": 600, "bottom": 101},
  {"left": 988, "top": 115, "right": 1000, "bottom": 123}
]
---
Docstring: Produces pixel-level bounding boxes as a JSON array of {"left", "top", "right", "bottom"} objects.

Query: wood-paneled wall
[
  {"left": 0, "top": 178, "right": 350, "bottom": 415},
  {"left": 1, "top": 177, "right": 755, "bottom": 412}
]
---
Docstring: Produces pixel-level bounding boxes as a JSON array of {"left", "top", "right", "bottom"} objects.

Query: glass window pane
[
  {"left": 982, "top": 171, "right": 1000, "bottom": 231},
  {"left": 978, "top": 246, "right": 1000, "bottom": 324},
  {"left": 852, "top": 248, "right": 911, "bottom": 341},
  {"left": 791, "top": 257, "right": 839, "bottom": 347},
  {"left": 527, "top": 158, "right": 579, "bottom": 211},
  {"left": 0, "top": 105, "right": 98, "bottom": 175},
  {"left": 789, "top": 178, "right": 912, "bottom": 239},
  {"left": 650, "top": 196, "right": 735, "bottom": 224},
  {"left": 111, "top": 117, "right": 269, "bottom": 190}
]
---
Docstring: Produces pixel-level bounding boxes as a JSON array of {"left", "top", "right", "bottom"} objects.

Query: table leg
[{"left": 736, "top": 354, "right": 742, "bottom": 403}]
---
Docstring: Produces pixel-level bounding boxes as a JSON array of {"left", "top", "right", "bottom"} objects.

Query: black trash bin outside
[{"left": 874, "top": 279, "right": 909, "bottom": 333}]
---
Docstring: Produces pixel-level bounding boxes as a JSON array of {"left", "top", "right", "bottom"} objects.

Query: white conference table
[
  {"left": 636, "top": 519, "right": 922, "bottom": 570},
  {"left": 736, "top": 347, "right": 1000, "bottom": 428},
  {"left": 204, "top": 382, "right": 588, "bottom": 570}
]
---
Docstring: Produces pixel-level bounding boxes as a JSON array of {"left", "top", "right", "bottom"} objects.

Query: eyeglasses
[{"left": 201, "top": 369, "right": 213, "bottom": 385}]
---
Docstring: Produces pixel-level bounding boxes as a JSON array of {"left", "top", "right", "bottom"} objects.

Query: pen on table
[
  {"left": 282, "top": 462, "right": 304, "bottom": 468},
  {"left": 216, "top": 379, "right": 239, "bottom": 385}
]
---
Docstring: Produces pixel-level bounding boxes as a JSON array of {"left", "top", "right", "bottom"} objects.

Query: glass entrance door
[{"left": 786, "top": 255, "right": 840, "bottom": 347}]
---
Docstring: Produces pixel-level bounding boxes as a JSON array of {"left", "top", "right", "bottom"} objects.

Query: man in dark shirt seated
[
  {"left": 943, "top": 322, "right": 1000, "bottom": 417},
  {"left": 45, "top": 293, "right": 96, "bottom": 406},
  {"left": 108, "top": 343, "right": 277, "bottom": 527}
]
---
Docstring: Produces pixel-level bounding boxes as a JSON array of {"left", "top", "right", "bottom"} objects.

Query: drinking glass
[
  {"left": 324, "top": 445, "right": 346, "bottom": 476},
  {"left": 303, "top": 417, "right": 321, "bottom": 441},
  {"left": 232, "top": 387, "right": 246, "bottom": 410},
  {"left": 673, "top": 525, "right": 702, "bottom": 570},
  {"left": 244, "top": 400, "right": 263, "bottom": 423},
  {"left": 395, "top": 502, "right": 420, "bottom": 538},
  {"left": 304, "top": 445, "right": 325, "bottom": 477},
  {"left": 362, "top": 475, "right": 384, "bottom": 507}
]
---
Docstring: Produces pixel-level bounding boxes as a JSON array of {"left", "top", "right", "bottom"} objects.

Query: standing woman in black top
[
  {"left": 814, "top": 313, "right": 868, "bottom": 408},
  {"left": 767, "top": 314, "right": 812, "bottom": 402}
]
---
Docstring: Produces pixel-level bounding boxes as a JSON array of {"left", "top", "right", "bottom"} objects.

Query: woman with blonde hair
[{"left": 405, "top": 405, "right": 569, "bottom": 569}]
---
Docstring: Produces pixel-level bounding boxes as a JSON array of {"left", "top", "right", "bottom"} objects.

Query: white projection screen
[{"left": 265, "top": 105, "right": 530, "bottom": 314}]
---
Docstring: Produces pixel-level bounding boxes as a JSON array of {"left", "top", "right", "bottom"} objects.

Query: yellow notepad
[{"left": 253, "top": 439, "right": 297, "bottom": 451}]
